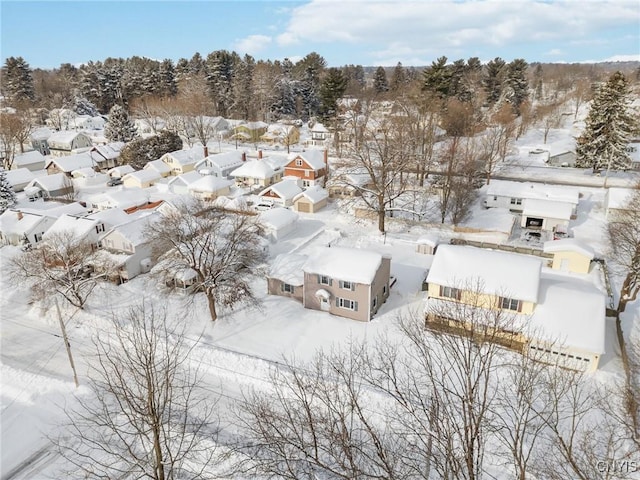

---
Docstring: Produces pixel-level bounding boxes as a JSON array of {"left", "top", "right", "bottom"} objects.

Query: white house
[
  {"left": 195, "top": 151, "right": 245, "bottom": 178},
  {"left": 258, "top": 207, "right": 299, "bottom": 241},
  {"left": 88, "top": 189, "right": 150, "bottom": 212},
  {"left": 97, "top": 212, "right": 160, "bottom": 282},
  {"left": 70, "top": 115, "right": 105, "bottom": 131},
  {"left": 604, "top": 187, "right": 635, "bottom": 219},
  {"left": 5, "top": 168, "right": 36, "bottom": 192},
  {"left": 13, "top": 151, "right": 46, "bottom": 172},
  {"left": 108, "top": 165, "right": 136, "bottom": 178},
  {"left": 144, "top": 159, "right": 172, "bottom": 178},
  {"left": 46, "top": 131, "right": 93, "bottom": 156},
  {"left": 43, "top": 213, "right": 106, "bottom": 248},
  {"left": 258, "top": 180, "right": 303, "bottom": 208},
  {"left": 0, "top": 209, "right": 57, "bottom": 246},
  {"left": 26, "top": 173, "right": 74, "bottom": 199},
  {"left": 167, "top": 171, "right": 203, "bottom": 195},
  {"left": 306, "top": 122, "right": 330, "bottom": 147},
  {"left": 229, "top": 157, "right": 284, "bottom": 188},
  {"left": 520, "top": 198, "right": 573, "bottom": 232},
  {"left": 90, "top": 142, "right": 124, "bottom": 170},
  {"left": 484, "top": 180, "right": 579, "bottom": 216}
]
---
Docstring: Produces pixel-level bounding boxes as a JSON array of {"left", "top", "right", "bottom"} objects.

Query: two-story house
[
  {"left": 283, "top": 150, "right": 328, "bottom": 187},
  {"left": 46, "top": 131, "right": 93, "bottom": 157},
  {"left": 425, "top": 244, "right": 605, "bottom": 372},
  {"left": 195, "top": 151, "right": 245, "bottom": 179},
  {"left": 268, "top": 247, "right": 391, "bottom": 322},
  {"left": 160, "top": 147, "right": 206, "bottom": 176}
]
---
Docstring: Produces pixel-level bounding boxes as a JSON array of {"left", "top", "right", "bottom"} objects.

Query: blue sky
[{"left": 1, "top": 0, "right": 639, "bottom": 69}]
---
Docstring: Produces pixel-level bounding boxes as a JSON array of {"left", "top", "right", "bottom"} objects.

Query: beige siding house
[
  {"left": 426, "top": 244, "right": 605, "bottom": 372},
  {"left": 122, "top": 170, "right": 161, "bottom": 189},
  {"left": 292, "top": 186, "right": 329, "bottom": 213},
  {"left": 543, "top": 239, "right": 595, "bottom": 274},
  {"left": 267, "top": 253, "right": 307, "bottom": 303},
  {"left": 303, "top": 247, "right": 391, "bottom": 322},
  {"left": 188, "top": 176, "right": 233, "bottom": 201}
]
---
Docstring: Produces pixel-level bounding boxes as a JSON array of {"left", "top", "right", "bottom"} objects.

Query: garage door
[{"left": 297, "top": 202, "right": 310, "bottom": 213}]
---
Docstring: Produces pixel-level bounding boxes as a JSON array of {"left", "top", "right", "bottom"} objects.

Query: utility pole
[{"left": 55, "top": 299, "right": 79, "bottom": 388}]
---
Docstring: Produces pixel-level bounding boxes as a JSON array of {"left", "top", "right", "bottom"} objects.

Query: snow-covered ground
[{"left": 2, "top": 111, "right": 640, "bottom": 478}]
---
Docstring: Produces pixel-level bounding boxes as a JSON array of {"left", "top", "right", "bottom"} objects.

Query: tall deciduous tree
[
  {"left": 105, "top": 104, "right": 137, "bottom": 142},
  {"left": 1, "top": 56, "right": 36, "bottom": 104},
  {"left": 146, "top": 201, "right": 267, "bottom": 322},
  {"left": 576, "top": 71, "right": 635, "bottom": 172},
  {"left": 56, "top": 303, "right": 220, "bottom": 479}
]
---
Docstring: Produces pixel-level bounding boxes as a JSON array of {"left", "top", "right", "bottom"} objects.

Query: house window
[
  {"left": 337, "top": 297, "right": 358, "bottom": 311},
  {"left": 305, "top": 170, "right": 310, "bottom": 177},
  {"left": 302, "top": 180, "right": 310, "bottom": 187},
  {"left": 282, "top": 283, "right": 294, "bottom": 293},
  {"left": 95, "top": 223, "right": 105, "bottom": 233},
  {"left": 296, "top": 159, "right": 303, "bottom": 167},
  {"left": 383, "top": 284, "right": 387, "bottom": 295},
  {"left": 500, "top": 296, "right": 522, "bottom": 312},
  {"left": 510, "top": 198, "right": 522, "bottom": 205},
  {"left": 34, "top": 232, "right": 43, "bottom": 243},
  {"left": 319, "top": 275, "right": 331, "bottom": 285},
  {"left": 372, "top": 297, "right": 378, "bottom": 309},
  {"left": 440, "top": 285, "right": 461, "bottom": 300},
  {"left": 339, "top": 280, "right": 354, "bottom": 291},
  {"left": 493, "top": 195, "right": 497, "bottom": 201}
]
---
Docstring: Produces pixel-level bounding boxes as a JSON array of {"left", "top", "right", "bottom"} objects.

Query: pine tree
[
  {"left": 319, "top": 68, "right": 347, "bottom": 120},
  {"left": 105, "top": 104, "right": 137, "bottom": 143},
  {"left": 1, "top": 57, "right": 36, "bottom": 104},
  {"left": 373, "top": 66, "right": 389, "bottom": 94},
  {"left": 503, "top": 59, "right": 529, "bottom": 114},
  {"left": 0, "top": 169, "right": 17, "bottom": 214},
  {"left": 72, "top": 95, "right": 100, "bottom": 116},
  {"left": 483, "top": 57, "right": 506, "bottom": 106},
  {"left": 159, "top": 59, "right": 178, "bottom": 97},
  {"left": 576, "top": 71, "right": 636, "bottom": 172},
  {"left": 205, "top": 50, "right": 237, "bottom": 117},
  {"left": 390, "top": 62, "right": 406, "bottom": 92},
  {"left": 422, "top": 56, "right": 451, "bottom": 98}
]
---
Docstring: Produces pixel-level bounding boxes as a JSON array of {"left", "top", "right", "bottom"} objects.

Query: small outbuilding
[
  {"left": 293, "top": 186, "right": 329, "bottom": 213},
  {"left": 543, "top": 238, "right": 595, "bottom": 274}
]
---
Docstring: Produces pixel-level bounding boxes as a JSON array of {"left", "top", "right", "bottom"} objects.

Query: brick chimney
[
  {"left": 204, "top": 145, "right": 209, "bottom": 157},
  {"left": 258, "top": 150, "right": 263, "bottom": 160},
  {"left": 17, "top": 210, "right": 23, "bottom": 221},
  {"left": 242, "top": 152, "right": 247, "bottom": 162}
]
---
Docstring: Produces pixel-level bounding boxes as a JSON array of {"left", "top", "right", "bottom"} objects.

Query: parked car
[
  {"left": 255, "top": 201, "right": 274, "bottom": 212},
  {"left": 107, "top": 177, "right": 123, "bottom": 187}
]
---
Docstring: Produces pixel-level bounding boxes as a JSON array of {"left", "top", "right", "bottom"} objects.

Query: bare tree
[
  {"left": 55, "top": 303, "right": 221, "bottom": 479},
  {"left": 607, "top": 183, "right": 640, "bottom": 445},
  {"left": 9, "top": 230, "right": 106, "bottom": 309},
  {"left": 131, "top": 96, "right": 170, "bottom": 135},
  {"left": 146, "top": 200, "right": 267, "bottom": 321},
  {"left": 332, "top": 113, "right": 416, "bottom": 233},
  {"left": 571, "top": 78, "right": 593, "bottom": 120},
  {"left": 0, "top": 110, "right": 33, "bottom": 169},
  {"left": 536, "top": 100, "right": 565, "bottom": 144}
]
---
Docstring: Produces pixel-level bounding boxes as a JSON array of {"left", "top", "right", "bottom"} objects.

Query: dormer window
[{"left": 296, "top": 159, "right": 303, "bottom": 167}]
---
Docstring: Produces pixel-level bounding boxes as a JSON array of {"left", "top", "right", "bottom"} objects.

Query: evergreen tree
[
  {"left": 205, "top": 50, "right": 237, "bottom": 117},
  {"left": 483, "top": 57, "right": 506, "bottom": 106},
  {"left": 72, "top": 95, "right": 100, "bottom": 116},
  {"left": 373, "top": 66, "right": 389, "bottom": 94},
  {"left": 159, "top": 59, "right": 178, "bottom": 97},
  {"left": 0, "top": 169, "right": 17, "bottom": 214},
  {"left": 503, "top": 58, "right": 529, "bottom": 114},
  {"left": 319, "top": 68, "right": 347, "bottom": 120},
  {"left": 119, "top": 131, "right": 182, "bottom": 170},
  {"left": 105, "top": 104, "right": 137, "bottom": 143},
  {"left": 576, "top": 71, "right": 636, "bottom": 172},
  {"left": 533, "top": 63, "right": 544, "bottom": 100},
  {"left": 422, "top": 56, "right": 451, "bottom": 98},
  {"left": 232, "top": 55, "right": 256, "bottom": 120},
  {"left": 270, "top": 76, "right": 297, "bottom": 119},
  {"left": 2, "top": 57, "right": 36, "bottom": 104},
  {"left": 390, "top": 62, "right": 406, "bottom": 92}
]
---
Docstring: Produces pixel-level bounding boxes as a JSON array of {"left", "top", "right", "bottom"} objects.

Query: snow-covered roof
[
  {"left": 85, "top": 208, "right": 131, "bottom": 228},
  {"left": 162, "top": 146, "right": 206, "bottom": 166},
  {"left": 0, "top": 209, "right": 53, "bottom": 236},
  {"left": 259, "top": 180, "right": 303, "bottom": 200},
  {"left": 22, "top": 202, "right": 87, "bottom": 217},
  {"left": 73, "top": 167, "right": 99, "bottom": 178},
  {"left": 168, "top": 170, "right": 202, "bottom": 187},
  {"left": 310, "top": 122, "right": 328, "bottom": 133},
  {"left": 102, "top": 212, "right": 159, "bottom": 247},
  {"left": 289, "top": 150, "right": 326, "bottom": 170},
  {"left": 427, "top": 245, "right": 542, "bottom": 303},
  {"left": 268, "top": 253, "right": 308, "bottom": 286},
  {"left": 188, "top": 176, "right": 233, "bottom": 193},
  {"left": 530, "top": 276, "right": 605, "bottom": 354},
  {"left": 14, "top": 150, "right": 45, "bottom": 167},
  {"left": 108, "top": 165, "right": 135, "bottom": 177},
  {"left": 543, "top": 238, "right": 595, "bottom": 259},
  {"left": 27, "top": 173, "right": 70, "bottom": 192},
  {"left": 303, "top": 246, "right": 385, "bottom": 285},
  {"left": 47, "top": 131, "right": 90, "bottom": 149},
  {"left": 44, "top": 214, "right": 98, "bottom": 239},
  {"left": 30, "top": 127, "right": 53, "bottom": 141},
  {"left": 196, "top": 151, "right": 245, "bottom": 170},
  {"left": 522, "top": 198, "right": 574, "bottom": 220},
  {"left": 417, "top": 234, "right": 439, "bottom": 247},
  {"left": 293, "top": 186, "right": 329, "bottom": 204},
  {"left": 91, "top": 143, "right": 123, "bottom": 161},
  {"left": 5, "top": 168, "right": 35, "bottom": 187},
  {"left": 123, "top": 170, "right": 161, "bottom": 184},
  {"left": 230, "top": 159, "right": 278, "bottom": 179},
  {"left": 486, "top": 180, "right": 579, "bottom": 205},
  {"left": 144, "top": 159, "right": 172, "bottom": 174},
  {"left": 46, "top": 152, "right": 94, "bottom": 172},
  {"left": 606, "top": 187, "right": 635, "bottom": 210},
  {"left": 89, "top": 188, "right": 149, "bottom": 210},
  {"left": 258, "top": 207, "right": 298, "bottom": 230}
]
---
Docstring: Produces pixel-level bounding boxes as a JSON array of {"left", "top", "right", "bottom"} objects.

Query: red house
[{"left": 283, "top": 150, "right": 328, "bottom": 187}]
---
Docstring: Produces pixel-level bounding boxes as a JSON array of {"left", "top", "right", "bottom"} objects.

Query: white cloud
[
  {"left": 233, "top": 34, "right": 272, "bottom": 56},
  {"left": 580, "top": 53, "right": 640, "bottom": 63},
  {"left": 545, "top": 48, "right": 564, "bottom": 56},
  {"left": 273, "top": 0, "right": 639, "bottom": 62}
]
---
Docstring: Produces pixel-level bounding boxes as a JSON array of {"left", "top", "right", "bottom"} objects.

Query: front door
[{"left": 320, "top": 297, "right": 330, "bottom": 311}]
